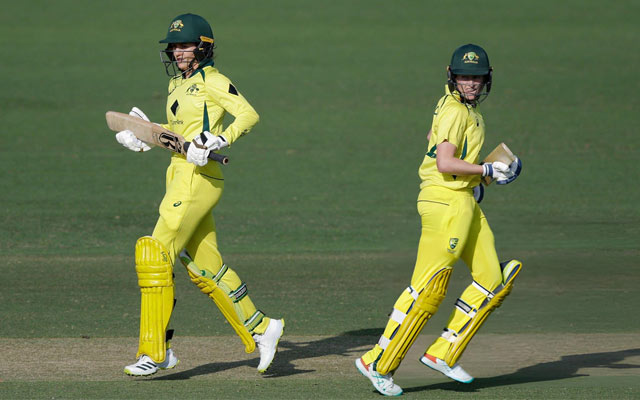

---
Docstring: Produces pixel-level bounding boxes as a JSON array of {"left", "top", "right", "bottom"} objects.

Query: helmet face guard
[
  {"left": 159, "top": 13, "right": 215, "bottom": 77},
  {"left": 447, "top": 44, "right": 492, "bottom": 106},
  {"left": 447, "top": 66, "right": 492, "bottom": 106},
  {"left": 160, "top": 36, "right": 215, "bottom": 77}
]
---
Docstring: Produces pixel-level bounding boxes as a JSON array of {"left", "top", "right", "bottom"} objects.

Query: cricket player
[
  {"left": 355, "top": 44, "right": 523, "bottom": 396},
  {"left": 114, "top": 13, "right": 284, "bottom": 376}
]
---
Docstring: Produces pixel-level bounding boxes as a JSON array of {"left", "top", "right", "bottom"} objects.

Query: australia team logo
[
  {"left": 186, "top": 84, "right": 200, "bottom": 95},
  {"left": 448, "top": 238, "right": 459, "bottom": 253},
  {"left": 169, "top": 20, "right": 184, "bottom": 32},
  {"left": 462, "top": 52, "right": 480, "bottom": 64}
]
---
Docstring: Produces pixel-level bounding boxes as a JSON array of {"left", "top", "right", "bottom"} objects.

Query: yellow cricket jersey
[
  {"left": 418, "top": 86, "right": 485, "bottom": 191},
  {"left": 163, "top": 61, "right": 259, "bottom": 176}
]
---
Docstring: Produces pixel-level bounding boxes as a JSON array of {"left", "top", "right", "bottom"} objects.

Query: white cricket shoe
[
  {"left": 420, "top": 353, "right": 474, "bottom": 383},
  {"left": 124, "top": 355, "right": 158, "bottom": 376},
  {"left": 253, "top": 318, "right": 285, "bottom": 373},
  {"left": 158, "top": 348, "right": 179, "bottom": 370},
  {"left": 124, "top": 348, "right": 179, "bottom": 376},
  {"left": 355, "top": 357, "right": 403, "bottom": 397}
]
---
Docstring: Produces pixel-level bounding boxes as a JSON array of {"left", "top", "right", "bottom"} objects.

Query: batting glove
[
  {"left": 115, "top": 129, "right": 152, "bottom": 152},
  {"left": 482, "top": 161, "right": 511, "bottom": 182},
  {"left": 129, "top": 106, "right": 150, "bottom": 122},
  {"left": 114, "top": 106, "right": 154, "bottom": 152},
  {"left": 186, "top": 131, "right": 228, "bottom": 166},
  {"left": 496, "top": 157, "right": 522, "bottom": 185}
]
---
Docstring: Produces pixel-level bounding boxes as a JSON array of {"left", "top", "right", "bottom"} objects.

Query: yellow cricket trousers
[
  {"left": 151, "top": 157, "right": 268, "bottom": 334},
  {"left": 362, "top": 185, "right": 503, "bottom": 366}
]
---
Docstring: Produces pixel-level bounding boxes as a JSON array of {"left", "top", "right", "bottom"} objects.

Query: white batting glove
[
  {"left": 482, "top": 157, "right": 522, "bottom": 185},
  {"left": 115, "top": 129, "right": 152, "bottom": 152},
  {"left": 114, "top": 106, "right": 154, "bottom": 152},
  {"left": 482, "top": 161, "right": 510, "bottom": 182},
  {"left": 497, "top": 157, "right": 522, "bottom": 185},
  {"left": 186, "top": 131, "right": 228, "bottom": 166},
  {"left": 129, "top": 106, "right": 150, "bottom": 122}
]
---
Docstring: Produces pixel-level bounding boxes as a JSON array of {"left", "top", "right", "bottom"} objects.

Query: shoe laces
[
  {"left": 371, "top": 370, "right": 396, "bottom": 389},
  {"left": 253, "top": 334, "right": 267, "bottom": 351}
]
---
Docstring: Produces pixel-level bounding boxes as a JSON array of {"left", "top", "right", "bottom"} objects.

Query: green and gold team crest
[
  {"left": 462, "top": 52, "right": 479, "bottom": 64},
  {"left": 448, "top": 238, "right": 459, "bottom": 253},
  {"left": 186, "top": 84, "right": 200, "bottom": 95},
  {"left": 170, "top": 20, "right": 184, "bottom": 32}
]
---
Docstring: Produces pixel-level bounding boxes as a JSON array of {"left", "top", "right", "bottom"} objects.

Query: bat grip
[
  {"left": 208, "top": 151, "right": 229, "bottom": 165},
  {"left": 183, "top": 142, "right": 229, "bottom": 165}
]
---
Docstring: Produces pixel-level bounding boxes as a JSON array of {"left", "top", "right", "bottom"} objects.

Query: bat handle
[
  {"left": 208, "top": 151, "right": 229, "bottom": 165},
  {"left": 183, "top": 142, "right": 229, "bottom": 165}
]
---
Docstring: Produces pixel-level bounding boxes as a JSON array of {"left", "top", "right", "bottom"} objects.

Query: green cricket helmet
[
  {"left": 159, "top": 13, "right": 215, "bottom": 76},
  {"left": 447, "top": 43, "right": 493, "bottom": 105}
]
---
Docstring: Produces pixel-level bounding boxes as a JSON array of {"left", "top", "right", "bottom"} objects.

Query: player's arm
[
  {"left": 432, "top": 104, "right": 482, "bottom": 176},
  {"left": 434, "top": 105, "right": 513, "bottom": 180},
  {"left": 436, "top": 141, "right": 517, "bottom": 181},
  {"left": 187, "top": 77, "right": 258, "bottom": 166},
  {"left": 436, "top": 141, "right": 483, "bottom": 175},
  {"left": 207, "top": 78, "right": 259, "bottom": 145}
]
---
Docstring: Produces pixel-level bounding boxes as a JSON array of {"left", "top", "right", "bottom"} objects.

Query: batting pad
[
  {"left": 443, "top": 259, "right": 522, "bottom": 366},
  {"left": 179, "top": 250, "right": 256, "bottom": 353},
  {"left": 135, "top": 236, "right": 175, "bottom": 363},
  {"left": 376, "top": 266, "right": 452, "bottom": 375}
]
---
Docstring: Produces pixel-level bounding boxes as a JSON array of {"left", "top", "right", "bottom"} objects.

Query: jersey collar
[
  {"left": 192, "top": 59, "right": 214, "bottom": 80},
  {"left": 445, "top": 84, "right": 478, "bottom": 108},
  {"left": 445, "top": 85, "right": 463, "bottom": 102}
]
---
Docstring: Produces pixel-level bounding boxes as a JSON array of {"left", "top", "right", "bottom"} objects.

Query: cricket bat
[
  {"left": 482, "top": 142, "right": 516, "bottom": 185},
  {"left": 105, "top": 111, "right": 229, "bottom": 165}
]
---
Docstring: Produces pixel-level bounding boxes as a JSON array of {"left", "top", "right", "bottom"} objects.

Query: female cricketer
[
  {"left": 355, "top": 44, "right": 523, "bottom": 396},
  {"left": 114, "top": 13, "right": 284, "bottom": 376}
]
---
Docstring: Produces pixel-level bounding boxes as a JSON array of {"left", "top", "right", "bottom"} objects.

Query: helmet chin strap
[
  {"left": 451, "top": 81, "right": 488, "bottom": 107},
  {"left": 181, "top": 58, "right": 199, "bottom": 78},
  {"left": 160, "top": 47, "right": 206, "bottom": 78}
]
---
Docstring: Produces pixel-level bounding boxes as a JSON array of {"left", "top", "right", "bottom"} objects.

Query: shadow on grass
[
  {"left": 404, "top": 348, "right": 640, "bottom": 394},
  {"left": 153, "top": 328, "right": 383, "bottom": 380}
]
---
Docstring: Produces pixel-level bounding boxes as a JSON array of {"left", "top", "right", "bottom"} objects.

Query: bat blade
[
  {"left": 105, "top": 111, "right": 228, "bottom": 164},
  {"left": 482, "top": 142, "right": 516, "bottom": 185}
]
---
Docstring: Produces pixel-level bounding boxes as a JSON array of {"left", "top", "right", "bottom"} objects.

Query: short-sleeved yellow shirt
[{"left": 418, "top": 86, "right": 485, "bottom": 191}]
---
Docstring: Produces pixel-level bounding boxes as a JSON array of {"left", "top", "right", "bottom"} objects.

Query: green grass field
[{"left": 1, "top": 0, "right": 639, "bottom": 398}]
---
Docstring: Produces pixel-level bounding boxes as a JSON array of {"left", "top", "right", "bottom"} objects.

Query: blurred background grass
[
  {"left": 1, "top": 1, "right": 639, "bottom": 398},
  {"left": 0, "top": 0, "right": 638, "bottom": 342}
]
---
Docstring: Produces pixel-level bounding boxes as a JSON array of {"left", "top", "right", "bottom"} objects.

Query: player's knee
[
  {"left": 160, "top": 218, "right": 181, "bottom": 238},
  {"left": 472, "top": 267, "right": 503, "bottom": 293},
  {"left": 135, "top": 236, "right": 174, "bottom": 287}
]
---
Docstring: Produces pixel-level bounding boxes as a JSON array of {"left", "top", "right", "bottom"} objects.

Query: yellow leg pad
[
  {"left": 135, "top": 236, "right": 174, "bottom": 363},
  {"left": 376, "top": 267, "right": 452, "bottom": 375},
  {"left": 180, "top": 252, "right": 256, "bottom": 353},
  {"left": 443, "top": 260, "right": 522, "bottom": 366}
]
